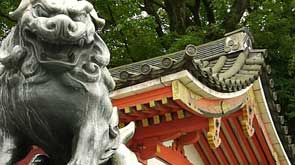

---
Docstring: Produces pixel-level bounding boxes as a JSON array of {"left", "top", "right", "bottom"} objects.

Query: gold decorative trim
[
  {"left": 165, "top": 113, "right": 172, "bottom": 121},
  {"left": 177, "top": 110, "right": 185, "bottom": 119},
  {"left": 142, "top": 119, "right": 149, "bottom": 127},
  {"left": 207, "top": 117, "right": 222, "bottom": 149},
  {"left": 242, "top": 91, "right": 256, "bottom": 137}
]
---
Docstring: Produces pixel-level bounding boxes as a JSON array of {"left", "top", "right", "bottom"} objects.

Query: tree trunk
[
  {"left": 143, "top": 0, "right": 164, "bottom": 38},
  {"left": 187, "top": 0, "right": 201, "bottom": 26},
  {"left": 223, "top": 0, "right": 250, "bottom": 32},
  {"left": 164, "top": 0, "right": 187, "bottom": 34},
  {"left": 202, "top": 0, "right": 215, "bottom": 24}
]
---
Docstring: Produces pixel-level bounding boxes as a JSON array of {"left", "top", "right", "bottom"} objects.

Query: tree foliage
[{"left": 1, "top": 0, "right": 295, "bottom": 133}]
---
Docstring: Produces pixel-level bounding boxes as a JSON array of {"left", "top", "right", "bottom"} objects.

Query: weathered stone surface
[{"left": 0, "top": 0, "right": 138, "bottom": 164}]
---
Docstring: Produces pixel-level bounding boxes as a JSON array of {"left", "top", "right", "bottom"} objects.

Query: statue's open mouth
[
  {"left": 39, "top": 41, "right": 77, "bottom": 63},
  {"left": 23, "top": 28, "right": 88, "bottom": 70}
]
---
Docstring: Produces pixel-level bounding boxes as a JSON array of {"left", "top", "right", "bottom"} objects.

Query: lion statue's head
[
  {"left": 0, "top": 0, "right": 138, "bottom": 164},
  {"left": 1, "top": 0, "right": 113, "bottom": 89}
]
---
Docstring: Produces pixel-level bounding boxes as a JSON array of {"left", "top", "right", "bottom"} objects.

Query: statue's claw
[
  {"left": 107, "top": 122, "right": 140, "bottom": 165},
  {"left": 119, "top": 122, "right": 135, "bottom": 144},
  {"left": 110, "top": 144, "right": 141, "bottom": 165}
]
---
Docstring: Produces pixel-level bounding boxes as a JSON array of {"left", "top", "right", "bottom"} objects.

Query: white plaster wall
[
  {"left": 183, "top": 144, "right": 204, "bottom": 165},
  {"left": 146, "top": 142, "right": 203, "bottom": 165},
  {"left": 147, "top": 158, "right": 168, "bottom": 165}
]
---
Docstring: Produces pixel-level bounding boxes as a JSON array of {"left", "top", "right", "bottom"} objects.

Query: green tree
[{"left": 1, "top": 0, "right": 295, "bottom": 134}]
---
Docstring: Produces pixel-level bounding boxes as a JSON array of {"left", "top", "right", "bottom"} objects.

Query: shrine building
[
  {"left": 109, "top": 28, "right": 294, "bottom": 165},
  {"left": 18, "top": 28, "right": 294, "bottom": 165}
]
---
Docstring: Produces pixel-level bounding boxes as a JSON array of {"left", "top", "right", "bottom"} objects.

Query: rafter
[
  {"left": 132, "top": 115, "right": 207, "bottom": 140},
  {"left": 215, "top": 145, "right": 229, "bottom": 164},
  {"left": 222, "top": 118, "right": 248, "bottom": 163},
  {"left": 230, "top": 118, "right": 258, "bottom": 164},
  {"left": 251, "top": 133, "right": 268, "bottom": 164},
  {"left": 112, "top": 86, "right": 172, "bottom": 109},
  {"left": 219, "top": 129, "right": 239, "bottom": 164},
  {"left": 253, "top": 117, "right": 276, "bottom": 164},
  {"left": 198, "top": 131, "right": 219, "bottom": 164}
]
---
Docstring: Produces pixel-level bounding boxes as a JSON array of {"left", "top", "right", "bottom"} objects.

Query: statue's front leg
[
  {"left": 0, "top": 130, "right": 30, "bottom": 165},
  {"left": 67, "top": 123, "right": 103, "bottom": 165},
  {"left": 67, "top": 113, "right": 115, "bottom": 165},
  {"left": 67, "top": 105, "right": 121, "bottom": 165},
  {"left": 0, "top": 130, "right": 15, "bottom": 165}
]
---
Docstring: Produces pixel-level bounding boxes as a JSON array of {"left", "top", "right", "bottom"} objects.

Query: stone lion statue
[{"left": 0, "top": 0, "right": 139, "bottom": 164}]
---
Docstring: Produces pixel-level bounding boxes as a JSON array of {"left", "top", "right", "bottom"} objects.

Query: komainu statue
[{"left": 0, "top": 0, "right": 139, "bottom": 164}]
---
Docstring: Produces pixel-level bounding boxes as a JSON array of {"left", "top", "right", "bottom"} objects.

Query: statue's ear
[
  {"left": 89, "top": 9, "right": 105, "bottom": 31},
  {"left": 9, "top": 0, "right": 31, "bottom": 20}
]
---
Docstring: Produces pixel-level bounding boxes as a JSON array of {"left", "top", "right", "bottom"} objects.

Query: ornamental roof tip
[
  {"left": 224, "top": 27, "right": 254, "bottom": 43},
  {"left": 110, "top": 27, "right": 266, "bottom": 93}
]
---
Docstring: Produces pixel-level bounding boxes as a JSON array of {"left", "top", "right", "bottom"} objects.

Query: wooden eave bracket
[
  {"left": 207, "top": 117, "right": 222, "bottom": 149},
  {"left": 173, "top": 131, "right": 200, "bottom": 152},
  {"left": 242, "top": 92, "right": 256, "bottom": 137},
  {"left": 172, "top": 80, "right": 247, "bottom": 117}
]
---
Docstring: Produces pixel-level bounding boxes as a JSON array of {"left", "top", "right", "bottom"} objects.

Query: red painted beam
[
  {"left": 155, "top": 144, "right": 192, "bottom": 165},
  {"left": 16, "top": 146, "right": 46, "bottom": 165},
  {"left": 198, "top": 131, "right": 219, "bottom": 164},
  {"left": 194, "top": 143, "right": 210, "bottom": 165},
  {"left": 153, "top": 100, "right": 181, "bottom": 114},
  {"left": 219, "top": 129, "right": 239, "bottom": 164},
  {"left": 253, "top": 117, "right": 276, "bottom": 164},
  {"left": 132, "top": 115, "right": 208, "bottom": 140},
  {"left": 230, "top": 118, "right": 258, "bottom": 164},
  {"left": 112, "top": 86, "right": 172, "bottom": 109},
  {"left": 137, "top": 143, "right": 192, "bottom": 164},
  {"left": 222, "top": 118, "right": 248, "bottom": 164},
  {"left": 178, "top": 131, "right": 200, "bottom": 146},
  {"left": 224, "top": 110, "right": 243, "bottom": 119}
]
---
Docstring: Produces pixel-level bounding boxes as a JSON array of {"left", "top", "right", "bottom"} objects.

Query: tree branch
[
  {"left": 0, "top": 9, "right": 15, "bottom": 22},
  {"left": 150, "top": 0, "right": 166, "bottom": 10}
]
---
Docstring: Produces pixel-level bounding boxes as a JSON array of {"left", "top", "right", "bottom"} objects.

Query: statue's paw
[
  {"left": 67, "top": 157, "right": 92, "bottom": 165},
  {"left": 67, "top": 159, "right": 83, "bottom": 165},
  {"left": 67, "top": 154, "right": 102, "bottom": 165},
  {"left": 110, "top": 144, "right": 141, "bottom": 165}
]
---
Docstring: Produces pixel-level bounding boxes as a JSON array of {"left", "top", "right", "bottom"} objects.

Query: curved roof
[
  {"left": 110, "top": 28, "right": 266, "bottom": 93},
  {"left": 110, "top": 27, "right": 294, "bottom": 164}
]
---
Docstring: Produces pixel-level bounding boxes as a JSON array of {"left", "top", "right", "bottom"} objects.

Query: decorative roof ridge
[
  {"left": 110, "top": 28, "right": 263, "bottom": 93},
  {"left": 225, "top": 27, "right": 255, "bottom": 43},
  {"left": 111, "top": 50, "right": 185, "bottom": 72}
]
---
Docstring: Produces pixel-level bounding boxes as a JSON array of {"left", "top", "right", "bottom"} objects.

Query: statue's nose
[{"left": 45, "top": 15, "right": 80, "bottom": 38}]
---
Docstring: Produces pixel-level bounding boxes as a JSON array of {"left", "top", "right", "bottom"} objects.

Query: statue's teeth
[{"left": 79, "top": 39, "right": 85, "bottom": 47}]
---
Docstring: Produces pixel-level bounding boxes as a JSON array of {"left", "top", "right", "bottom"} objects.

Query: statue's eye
[
  {"left": 33, "top": 5, "right": 49, "bottom": 17},
  {"left": 71, "top": 13, "right": 87, "bottom": 22}
]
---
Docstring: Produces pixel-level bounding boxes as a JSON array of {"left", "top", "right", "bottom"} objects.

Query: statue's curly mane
[
  {"left": 0, "top": 23, "right": 115, "bottom": 89},
  {"left": 0, "top": 0, "right": 139, "bottom": 164},
  {"left": 0, "top": 2, "right": 118, "bottom": 164}
]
